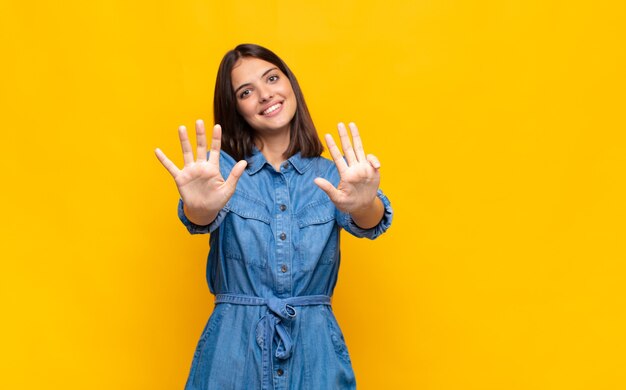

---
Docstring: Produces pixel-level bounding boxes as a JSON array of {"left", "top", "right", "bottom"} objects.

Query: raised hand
[
  {"left": 314, "top": 122, "right": 381, "bottom": 217},
  {"left": 155, "top": 119, "right": 247, "bottom": 225}
]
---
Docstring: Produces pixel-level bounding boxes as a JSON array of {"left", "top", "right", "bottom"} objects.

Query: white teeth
[{"left": 263, "top": 103, "right": 281, "bottom": 115}]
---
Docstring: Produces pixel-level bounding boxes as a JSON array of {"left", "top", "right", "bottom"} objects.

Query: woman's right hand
[{"left": 155, "top": 119, "right": 247, "bottom": 226}]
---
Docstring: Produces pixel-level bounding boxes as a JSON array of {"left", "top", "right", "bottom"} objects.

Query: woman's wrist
[
  {"left": 349, "top": 195, "right": 384, "bottom": 229},
  {"left": 183, "top": 203, "right": 220, "bottom": 226}
]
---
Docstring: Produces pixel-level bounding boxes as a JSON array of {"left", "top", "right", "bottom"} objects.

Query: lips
[{"left": 260, "top": 101, "right": 284, "bottom": 116}]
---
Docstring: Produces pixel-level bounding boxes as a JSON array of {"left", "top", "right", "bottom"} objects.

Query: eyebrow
[{"left": 234, "top": 67, "right": 278, "bottom": 94}]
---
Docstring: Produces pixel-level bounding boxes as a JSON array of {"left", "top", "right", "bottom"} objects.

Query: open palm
[
  {"left": 314, "top": 122, "right": 381, "bottom": 214},
  {"left": 155, "top": 120, "right": 247, "bottom": 224}
]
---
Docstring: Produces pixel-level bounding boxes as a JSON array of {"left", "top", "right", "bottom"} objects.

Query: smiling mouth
[{"left": 261, "top": 102, "right": 283, "bottom": 116}]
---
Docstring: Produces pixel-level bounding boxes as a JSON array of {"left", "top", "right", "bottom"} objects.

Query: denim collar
[{"left": 245, "top": 146, "right": 314, "bottom": 175}]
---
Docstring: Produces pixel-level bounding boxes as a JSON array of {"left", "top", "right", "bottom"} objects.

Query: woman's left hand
[{"left": 314, "top": 122, "right": 381, "bottom": 214}]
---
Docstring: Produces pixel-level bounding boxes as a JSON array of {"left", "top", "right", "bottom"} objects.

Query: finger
[
  {"left": 195, "top": 119, "right": 207, "bottom": 162},
  {"left": 155, "top": 148, "right": 180, "bottom": 178},
  {"left": 208, "top": 124, "right": 222, "bottom": 166},
  {"left": 337, "top": 122, "right": 357, "bottom": 165},
  {"left": 324, "top": 133, "right": 348, "bottom": 174},
  {"left": 314, "top": 177, "right": 340, "bottom": 203},
  {"left": 178, "top": 126, "right": 194, "bottom": 166},
  {"left": 348, "top": 122, "right": 367, "bottom": 162},
  {"left": 366, "top": 153, "right": 381, "bottom": 169},
  {"left": 223, "top": 160, "right": 248, "bottom": 195}
]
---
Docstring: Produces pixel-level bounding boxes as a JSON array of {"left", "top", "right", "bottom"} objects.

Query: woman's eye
[
  {"left": 268, "top": 75, "right": 278, "bottom": 82},
  {"left": 239, "top": 89, "right": 251, "bottom": 99}
]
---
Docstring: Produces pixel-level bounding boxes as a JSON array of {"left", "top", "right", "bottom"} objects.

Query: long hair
[{"left": 214, "top": 44, "right": 323, "bottom": 161}]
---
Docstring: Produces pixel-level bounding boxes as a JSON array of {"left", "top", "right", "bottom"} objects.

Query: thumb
[
  {"left": 366, "top": 154, "right": 381, "bottom": 169},
  {"left": 314, "top": 177, "right": 339, "bottom": 203},
  {"left": 223, "top": 160, "right": 248, "bottom": 195}
]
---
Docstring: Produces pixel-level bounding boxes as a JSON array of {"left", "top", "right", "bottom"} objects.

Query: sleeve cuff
[
  {"left": 177, "top": 199, "right": 227, "bottom": 234},
  {"left": 342, "top": 189, "right": 393, "bottom": 240}
]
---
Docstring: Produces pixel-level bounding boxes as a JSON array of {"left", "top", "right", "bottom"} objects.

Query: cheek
[
  {"left": 285, "top": 83, "right": 295, "bottom": 98},
  {"left": 237, "top": 101, "right": 255, "bottom": 117},
  {"left": 283, "top": 86, "right": 297, "bottom": 110},
  {"left": 289, "top": 99, "right": 298, "bottom": 115},
  {"left": 287, "top": 89, "right": 297, "bottom": 111}
]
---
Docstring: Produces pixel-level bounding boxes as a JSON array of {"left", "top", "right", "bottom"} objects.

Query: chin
[{"left": 257, "top": 116, "right": 295, "bottom": 133}]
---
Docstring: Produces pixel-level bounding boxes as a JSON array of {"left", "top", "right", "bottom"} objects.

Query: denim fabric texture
[{"left": 178, "top": 148, "right": 393, "bottom": 390}]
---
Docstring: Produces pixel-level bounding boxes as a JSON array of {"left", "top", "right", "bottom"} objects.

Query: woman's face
[{"left": 231, "top": 57, "right": 297, "bottom": 136}]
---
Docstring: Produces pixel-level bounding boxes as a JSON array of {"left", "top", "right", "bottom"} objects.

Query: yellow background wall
[{"left": 2, "top": 1, "right": 625, "bottom": 389}]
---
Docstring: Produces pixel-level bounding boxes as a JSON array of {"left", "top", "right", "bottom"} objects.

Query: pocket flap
[
  {"left": 226, "top": 193, "right": 271, "bottom": 224},
  {"left": 297, "top": 200, "right": 335, "bottom": 227}
]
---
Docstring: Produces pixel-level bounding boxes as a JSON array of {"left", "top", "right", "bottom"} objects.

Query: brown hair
[{"left": 214, "top": 44, "right": 323, "bottom": 161}]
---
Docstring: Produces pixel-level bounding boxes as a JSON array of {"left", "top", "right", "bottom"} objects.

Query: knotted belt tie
[{"left": 214, "top": 294, "right": 331, "bottom": 390}]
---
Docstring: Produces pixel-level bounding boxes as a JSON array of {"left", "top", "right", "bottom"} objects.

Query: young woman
[{"left": 155, "top": 44, "right": 392, "bottom": 390}]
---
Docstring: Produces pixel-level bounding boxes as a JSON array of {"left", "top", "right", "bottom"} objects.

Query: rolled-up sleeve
[
  {"left": 177, "top": 199, "right": 228, "bottom": 235},
  {"left": 338, "top": 189, "right": 393, "bottom": 240}
]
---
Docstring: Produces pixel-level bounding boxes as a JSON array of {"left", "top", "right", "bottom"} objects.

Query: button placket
[{"left": 272, "top": 170, "right": 291, "bottom": 295}]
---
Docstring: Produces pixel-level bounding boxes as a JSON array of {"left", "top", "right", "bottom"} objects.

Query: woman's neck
[{"left": 255, "top": 129, "right": 291, "bottom": 171}]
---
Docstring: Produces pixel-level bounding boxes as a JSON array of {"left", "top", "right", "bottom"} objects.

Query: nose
[{"left": 258, "top": 85, "right": 273, "bottom": 102}]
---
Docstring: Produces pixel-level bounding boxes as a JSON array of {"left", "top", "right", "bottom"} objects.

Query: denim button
[
  {"left": 281, "top": 264, "right": 288, "bottom": 273},
  {"left": 279, "top": 204, "right": 287, "bottom": 212},
  {"left": 276, "top": 368, "right": 284, "bottom": 376},
  {"left": 281, "top": 162, "right": 289, "bottom": 170},
  {"left": 279, "top": 232, "right": 286, "bottom": 240}
]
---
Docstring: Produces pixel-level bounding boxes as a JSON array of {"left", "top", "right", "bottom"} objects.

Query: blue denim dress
[{"left": 178, "top": 148, "right": 393, "bottom": 390}]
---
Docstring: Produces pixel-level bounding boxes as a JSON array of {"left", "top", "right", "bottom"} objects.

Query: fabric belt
[{"left": 214, "top": 293, "right": 331, "bottom": 390}]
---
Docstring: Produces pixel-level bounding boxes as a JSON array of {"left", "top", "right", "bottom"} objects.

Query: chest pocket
[
  {"left": 296, "top": 199, "right": 338, "bottom": 271},
  {"left": 221, "top": 193, "right": 271, "bottom": 268}
]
